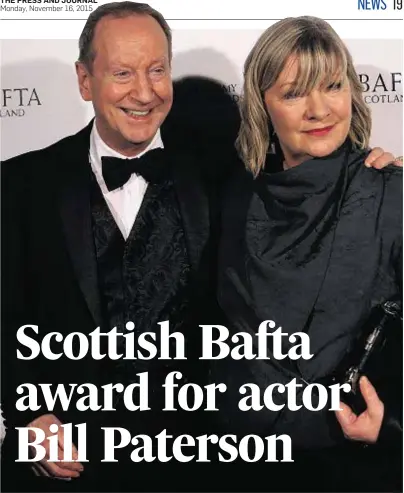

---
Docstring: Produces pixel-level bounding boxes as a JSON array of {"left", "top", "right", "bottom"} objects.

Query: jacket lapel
[
  {"left": 58, "top": 122, "right": 103, "bottom": 327},
  {"left": 171, "top": 153, "right": 210, "bottom": 274}
]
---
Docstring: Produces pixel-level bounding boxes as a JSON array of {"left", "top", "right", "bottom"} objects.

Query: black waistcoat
[{"left": 90, "top": 173, "right": 192, "bottom": 434}]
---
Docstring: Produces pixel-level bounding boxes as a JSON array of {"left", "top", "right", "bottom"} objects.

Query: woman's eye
[
  {"left": 327, "top": 81, "right": 342, "bottom": 91},
  {"left": 283, "top": 92, "right": 300, "bottom": 100}
]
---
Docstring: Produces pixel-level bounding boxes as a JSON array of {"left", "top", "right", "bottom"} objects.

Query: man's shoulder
[{"left": 1, "top": 122, "right": 92, "bottom": 170}]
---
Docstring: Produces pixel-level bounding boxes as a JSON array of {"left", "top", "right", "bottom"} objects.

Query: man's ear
[{"left": 75, "top": 61, "right": 92, "bottom": 102}]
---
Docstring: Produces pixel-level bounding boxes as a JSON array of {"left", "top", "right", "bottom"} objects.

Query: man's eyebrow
[{"left": 150, "top": 56, "right": 168, "bottom": 64}]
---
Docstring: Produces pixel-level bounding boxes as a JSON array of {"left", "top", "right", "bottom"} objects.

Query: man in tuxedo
[{"left": 1, "top": 2, "right": 216, "bottom": 491}]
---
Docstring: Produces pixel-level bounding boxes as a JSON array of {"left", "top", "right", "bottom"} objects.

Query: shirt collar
[{"left": 89, "top": 119, "right": 164, "bottom": 182}]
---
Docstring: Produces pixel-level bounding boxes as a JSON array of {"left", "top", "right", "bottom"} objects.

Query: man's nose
[
  {"left": 305, "top": 91, "right": 331, "bottom": 120},
  {"left": 129, "top": 73, "right": 154, "bottom": 104}
]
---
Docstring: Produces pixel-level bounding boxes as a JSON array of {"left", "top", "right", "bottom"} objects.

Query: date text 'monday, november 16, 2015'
[{"left": 0, "top": 0, "right": 97, "bottom": 13}]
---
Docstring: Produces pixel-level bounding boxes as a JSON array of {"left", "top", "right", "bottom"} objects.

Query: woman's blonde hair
[{"left": 236, "top": 16, "right": 371, "bottom": 176}]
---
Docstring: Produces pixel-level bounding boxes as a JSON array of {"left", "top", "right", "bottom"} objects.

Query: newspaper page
[{"left": 1, "top": 1, "right": 403, "bottom": 491}]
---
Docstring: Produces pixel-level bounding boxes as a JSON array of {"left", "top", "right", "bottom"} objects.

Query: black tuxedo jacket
[{"left": 1, "top": 121, "right": 221, "bottom": 491}]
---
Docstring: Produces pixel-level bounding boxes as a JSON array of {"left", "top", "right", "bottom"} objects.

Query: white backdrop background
[{"left": 0, "top": 34, "right": 402, "bottom": 160}]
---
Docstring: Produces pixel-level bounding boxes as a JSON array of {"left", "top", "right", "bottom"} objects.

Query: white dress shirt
[{"left": 89, "top": 122, "right": 164, "bottom": 240}]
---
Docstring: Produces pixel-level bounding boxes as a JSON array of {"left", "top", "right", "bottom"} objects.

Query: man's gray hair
[{"left": 78, "top": 1, "right": 172, "bottom": 72}]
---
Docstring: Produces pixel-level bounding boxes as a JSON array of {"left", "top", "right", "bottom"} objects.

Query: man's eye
[
  {"left": 114, "top": 71, "right": 130, "bottom": 78},
  {"left": 150, "top": 67, "right": 165, "bottom": 75}
]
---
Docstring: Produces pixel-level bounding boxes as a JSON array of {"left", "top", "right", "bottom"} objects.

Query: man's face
[{"left": 76, "top": 14, "right": 173, "bottom": 157}]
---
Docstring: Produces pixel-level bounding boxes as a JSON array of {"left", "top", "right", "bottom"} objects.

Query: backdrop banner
[{"left": 1, "top": 34, "right": 402, "bottom": 160}]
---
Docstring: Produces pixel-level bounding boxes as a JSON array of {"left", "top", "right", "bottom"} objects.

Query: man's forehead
[
  {"left": 94, "top": 13, "right": 166, "bottom": 46},
  {"left": 94, "top": 14, "right": 146, "bottom": 38},
  {"left": 91, "top": 14, "right": 169, "bottom": 62}
]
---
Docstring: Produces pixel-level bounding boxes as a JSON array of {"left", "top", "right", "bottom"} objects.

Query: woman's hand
[
  {"left": 365, "top": 148, "right": 403, "bottom": 169},
  {"left": 335, "top": 376, "right": 384, "bottom": 444}
]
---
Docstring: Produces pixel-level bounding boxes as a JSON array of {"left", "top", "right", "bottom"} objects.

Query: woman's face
[{"left": 264, "top": 56, "right": 352, "bottom": 168}]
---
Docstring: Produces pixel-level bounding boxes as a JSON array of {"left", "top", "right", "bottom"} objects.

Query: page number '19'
[{"left": 394, "top": 0, "right": 402, "bottom": 8}]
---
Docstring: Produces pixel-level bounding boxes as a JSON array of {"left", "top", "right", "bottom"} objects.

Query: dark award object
[{"left": 339, "top": 299, "right": 402, "bottom": 414}]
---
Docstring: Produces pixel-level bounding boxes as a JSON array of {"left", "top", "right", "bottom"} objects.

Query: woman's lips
[{"left": 304, "top": 125, "right": 334, "bottom": 136}]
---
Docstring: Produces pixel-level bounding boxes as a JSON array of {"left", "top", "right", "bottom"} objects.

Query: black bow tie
[{"left": 101, "top": 148, "right": 167, "bottom": 191}]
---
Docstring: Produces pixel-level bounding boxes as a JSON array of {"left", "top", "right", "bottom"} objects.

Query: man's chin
[
  {"left": 122, "top": 126, "right": 159, "bottom": 145},
  {"left": 116, "top": 134, "right": 156, "bottom": 157}
]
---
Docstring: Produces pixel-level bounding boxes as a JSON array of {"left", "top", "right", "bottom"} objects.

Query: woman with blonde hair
[{"left": 215, "top": 16, "right": 402, "bottom": 491}]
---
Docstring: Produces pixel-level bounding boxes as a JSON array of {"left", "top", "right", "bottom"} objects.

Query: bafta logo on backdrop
[
  {"left": 359, "top": 71, "right": 403, "bottom": 105},
  {"left": 0, "top": 87, "right": 42, "bottom": 118}
]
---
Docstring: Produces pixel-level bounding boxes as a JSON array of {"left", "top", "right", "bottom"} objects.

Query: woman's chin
[{"left": 308, "top": 142, "right": 342, "bottom": 158}]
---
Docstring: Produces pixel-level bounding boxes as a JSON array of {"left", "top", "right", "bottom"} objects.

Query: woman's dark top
[{"left": 215, "top": 143, "right": 402, "bottom": 451}]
